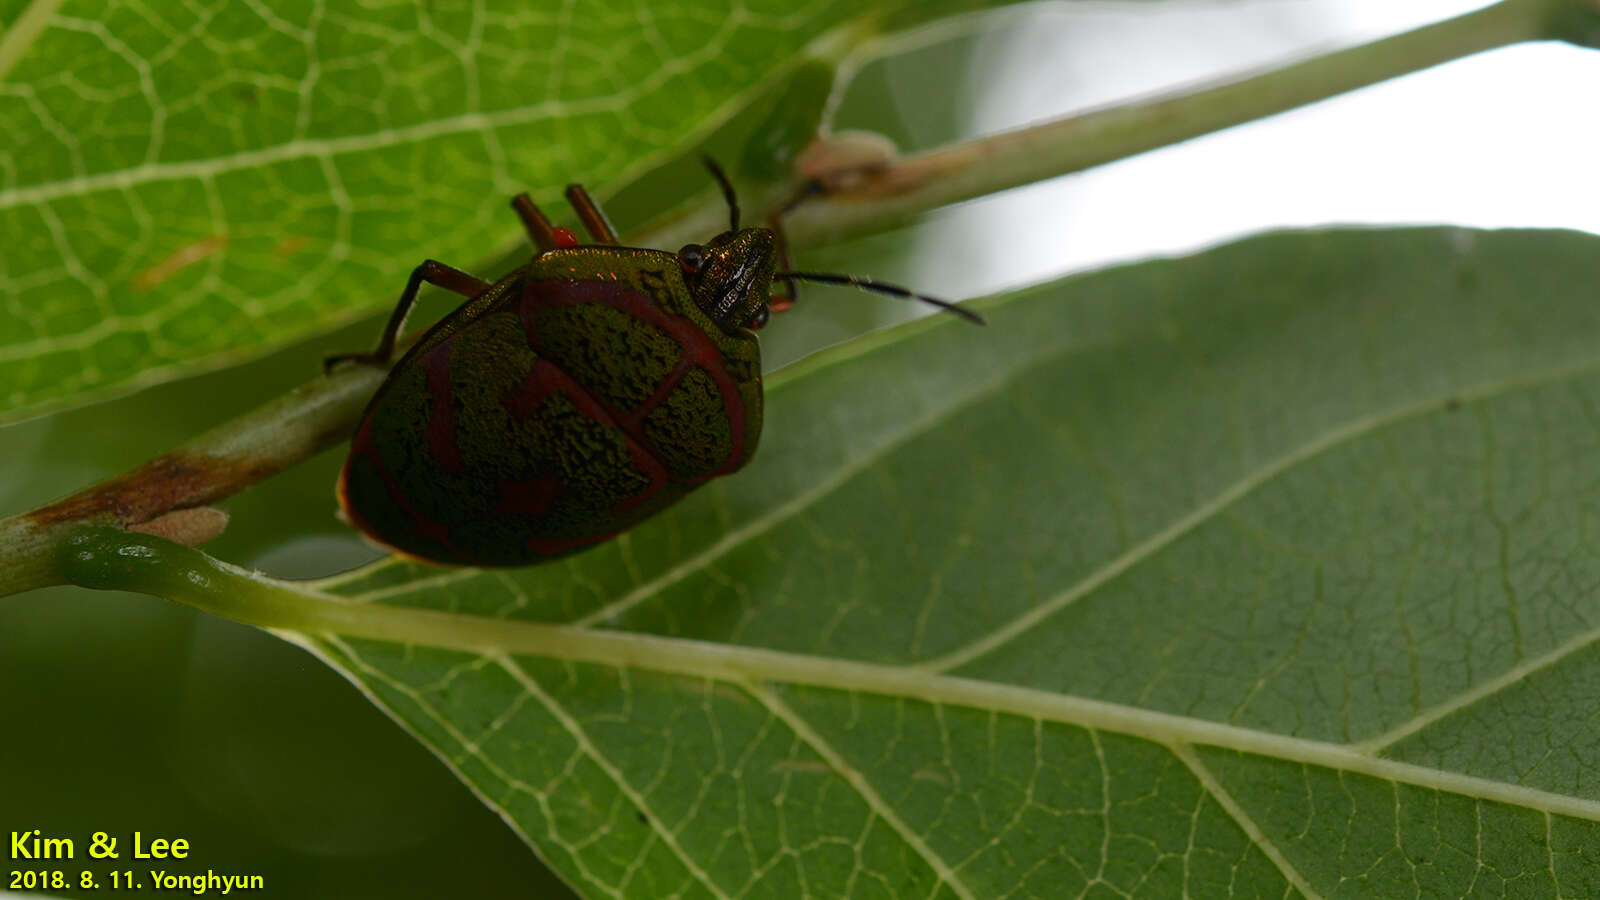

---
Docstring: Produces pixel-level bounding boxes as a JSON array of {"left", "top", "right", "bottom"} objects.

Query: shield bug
[{"left": 330, "top": 160, "right": 982, "bottom": 567}]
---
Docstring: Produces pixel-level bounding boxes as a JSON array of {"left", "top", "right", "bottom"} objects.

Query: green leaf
[
  {"left": 0, "top": 0, "right": 1005, "bottom": 425},
  {"left": 74, "top": 226, "right": 1600, "bottom": 897}
]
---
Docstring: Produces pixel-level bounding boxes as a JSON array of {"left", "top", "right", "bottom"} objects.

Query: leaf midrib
[{"left": 279, "top": 582, "right": 1600, "bottom": 823}]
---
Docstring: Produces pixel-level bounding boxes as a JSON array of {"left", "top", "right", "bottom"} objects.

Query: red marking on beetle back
[
  {"left": 493, "top": 474, "right": 565, "bottom": 516},
  {"left": 334, "top": 419, "right": 377, "bottom": 531},
  {"left": 344, "top": 415, "right": 480, "bottom": 565},
  {"left": 612, "top": 439, "right": 668, "bottom": 515},
  {"left": 622, "top": 312, "right": 747, "bottom": 482},
  {"left": 553, "top": 226, "right": 579, "bottom": 248},
  {"left": 518, "top": 279, "right": 747, "bottom": 480},
  {"left": 502, "top": 359, "right": 565, "bottom": 420},
  {"left": 501, "top": 357, "right": 670, "bottom": 515},
  {"left": 422, "top": 343, "right": 462, "bottom": 472}
]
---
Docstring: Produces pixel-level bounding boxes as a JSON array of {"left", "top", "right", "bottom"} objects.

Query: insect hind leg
[
  {"left": 512, "top": 194, "right": 563, "bottom": 250},
  {"left": 564, "top": 184, "right": 620, "bottom": 244}
]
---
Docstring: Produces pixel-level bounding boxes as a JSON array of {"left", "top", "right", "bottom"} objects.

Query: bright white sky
[{"left": 887, "top": 0, "right": 1600, "bottom": 296}]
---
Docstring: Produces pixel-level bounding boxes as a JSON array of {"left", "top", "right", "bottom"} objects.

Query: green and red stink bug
[{"left": 330, "top": 161, "right": 982, "bottom": 567}]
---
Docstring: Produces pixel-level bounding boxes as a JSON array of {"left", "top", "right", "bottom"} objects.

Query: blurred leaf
[
  {"left": 0, "top": 0, "right": 1016, "bottom": 424},
  {"left": 243, "top": 226, "right": 1600, "bottom": 897}
]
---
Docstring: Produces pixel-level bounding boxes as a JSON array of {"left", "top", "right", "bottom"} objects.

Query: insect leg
[
  {"left": 324, "top": 260, "right": 491, "bottom": 371},
  {"left": 766, "top": 209, "right": 798, "bottom": 314},
  {"left": 564, "top": 184, "right": 620, "bottom": 244},
  {"left": 511, "top": 194, "right": 562, "bottom": 250}
]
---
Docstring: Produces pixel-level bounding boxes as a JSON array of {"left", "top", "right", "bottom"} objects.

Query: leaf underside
[
  {"left": 1, "top": 0, "right": 1003, "bottom": 424},
  {"left": 290, "top": 227, "right": 1600, "bottom": 898}
]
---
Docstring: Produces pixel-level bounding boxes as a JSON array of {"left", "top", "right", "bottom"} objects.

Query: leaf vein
[
  {"left": 744, "top": 681, "right": 978, "bottom": 900},
  {"left": 277, "top": 597, "right": 1600, "bottom": 823},
  {"left": 496, "top": 653, "right": 736, "bottom": 900},
  {"left": 923, "top": 354, "right": 1600, "bottom": 673},
  {"left": 1169, "top": 743, "right": 1324, "bottom": 900}
]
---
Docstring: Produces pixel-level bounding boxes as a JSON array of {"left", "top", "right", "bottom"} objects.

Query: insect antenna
[
  {"left": 701, "top": 156, "right": 740, "bottom": 232},
  {"left": 777, "top": 271, "right": 985, "bottom": 325}
]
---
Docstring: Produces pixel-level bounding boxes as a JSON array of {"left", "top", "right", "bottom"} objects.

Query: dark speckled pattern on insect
[
  {"left": 338, "top": 242, "right": 766, "bottom": 567},
  {"left": 330, "top": 164, "right": 975, "bottom": 568}
]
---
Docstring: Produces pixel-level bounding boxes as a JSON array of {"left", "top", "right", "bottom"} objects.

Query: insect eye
[
  {"left": 678, "top": 244, "right": 705, "bottom": 275},
  {"left": 749, "top": 304, "right": 770, "bottom": 330}
]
